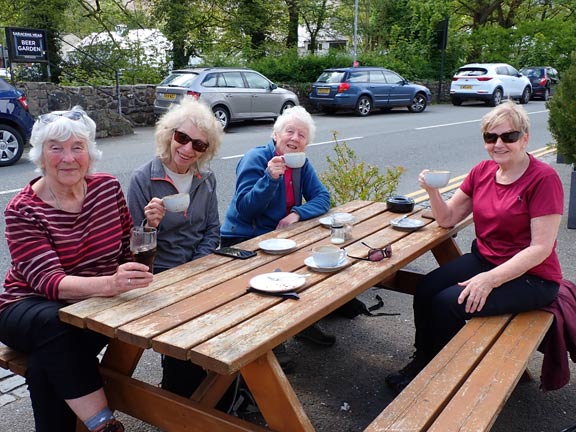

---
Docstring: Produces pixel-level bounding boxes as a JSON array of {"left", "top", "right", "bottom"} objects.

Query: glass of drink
[{"left": 130, "top": 226, "right": 157, "bottom": 273}]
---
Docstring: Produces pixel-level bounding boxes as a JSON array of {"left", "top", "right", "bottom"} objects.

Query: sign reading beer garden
[{"left": 5, "top": 27, "right": 48, "bottom": 63}]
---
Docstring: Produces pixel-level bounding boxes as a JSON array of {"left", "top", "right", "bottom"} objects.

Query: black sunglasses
[
  {"left": 348, "top": 242, "right": 392, "bottom": 262},
  {"left": 173, "top": 130, "right": 209, "bottom": 153},
  {"left": 38, "top": 111, "right": 84, "bottom": 124},
  {"left": 482, "top": 131, "right": 523, "bottom": 144}
]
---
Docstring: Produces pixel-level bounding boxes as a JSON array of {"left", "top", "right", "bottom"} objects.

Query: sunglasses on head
[
  {"left": 172, "top": 130, "right": 209, "bottom": 153},
  {"left": 348, "top": 242, "right": 392, "bottom": 262},
  {"left": 38, "top": 110, "right": 84, "bottom": 124},
  {"left": 482, "top": 131, "right": 523, "bottom": 144}
]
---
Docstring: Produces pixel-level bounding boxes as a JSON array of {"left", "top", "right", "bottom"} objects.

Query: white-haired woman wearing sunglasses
[
  {"left": 0, "top": 107, "right": 153, "bottom": 431},
  {"left": 127, "top": 97, "right": 223, "bottom": 400},
  {"left": 386, "top": 101, "right": 564, "bottom": 393}
]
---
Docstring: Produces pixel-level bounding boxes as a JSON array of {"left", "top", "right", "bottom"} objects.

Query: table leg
[
  {"left": 191, "top": 371, "right": 238, "bottom": 408},
  {"left": 431, "top": 237, "right": 463, "bottom": 265},
  {"left": 241, "top": 351, "right": 315, "bottom": 432},
  {"left": 101, "top": 338, "right": 144, "bottom": 375}
]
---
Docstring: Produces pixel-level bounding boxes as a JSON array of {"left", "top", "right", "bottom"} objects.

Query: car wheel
[
  {"left": 213, "top": 106, "right": 230, "bottom": 130},
  {"left": 0, "top": 125, "right": 25, "bottom": 167},
  {"left": 280, "top": 101, "right": 295, "bottom": 114},
  {"left": 519, "top": 86, "right": 530, "bottom": 104},
  {"left": 451, "top": 97, "right": 462, "bottom": 106},
  {"left": 355, "top": 95, "right": 372, "bottom": 116},
  {"left": 488, "top": 88, "right": 503, "bottom": 107},
  {"left": 408, "top": 93, "right": 427, "bottom": 113},
  {"left": 543, "top": 87, "right": 550, "bottom": 101}
]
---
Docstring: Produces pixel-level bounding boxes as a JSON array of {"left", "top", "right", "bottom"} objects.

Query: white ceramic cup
[
  {"left": 283, "top": 152, "right": 306, "bottom": 168},
  {"left": 312, "top": 245, "right": 346, "bottom": 267},
  {"left": 424, "top": 170, "right": 451, "bottom": 189},
  {"left": 163, "top": 193, "right": 190, "bottom": 212}
]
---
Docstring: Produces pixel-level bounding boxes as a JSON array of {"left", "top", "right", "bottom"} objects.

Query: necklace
[{"left": 46, "top": 180, "right": 87, "bottom": 211}]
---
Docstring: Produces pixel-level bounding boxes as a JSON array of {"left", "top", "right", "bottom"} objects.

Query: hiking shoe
[
  {"left": 295, "top": 323, "right": 336, "bottom": 346},
  {"left": 385, "top": 354, "right": 429, "bottom": 394},
  {"left": 273, "top": 343, "right": 296, "bottom": 374},
  {"left": 93, "top": 419, "right": 125, "bottom": 432}
]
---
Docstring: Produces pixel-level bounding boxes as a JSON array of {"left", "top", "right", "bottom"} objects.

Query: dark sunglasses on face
[
  {"left": 173, "top": 130, "right": 209, "bottom": 153},
  {"left": 38, "top": 110, "right": 84, "bottom": 124},
  {"left": 482, "top": 131, "right": 523, "bottom": 144},
  {"left": 348, "top": 242, "right": 392, "bottom": 262}
]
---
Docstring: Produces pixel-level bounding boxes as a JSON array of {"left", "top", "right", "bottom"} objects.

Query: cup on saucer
[{"left": 312, "top": 245, "right": 346, "bottom": 267}]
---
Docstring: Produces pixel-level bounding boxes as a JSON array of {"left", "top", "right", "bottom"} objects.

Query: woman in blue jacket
[{"left": 221, "top": 106, "right": 334, "bottom": 361}]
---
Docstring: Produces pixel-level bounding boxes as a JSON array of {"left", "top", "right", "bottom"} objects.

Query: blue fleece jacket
[{"left": 221, "top": 140, "right": 330, "bottom": 240}]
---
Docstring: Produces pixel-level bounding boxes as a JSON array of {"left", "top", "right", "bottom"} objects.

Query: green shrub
[
  {"left": 548, "top": 51, "right": 576, "bottom": 165},
  {"left": 320, "top": 133, "right": 404, "bottom": 207}
]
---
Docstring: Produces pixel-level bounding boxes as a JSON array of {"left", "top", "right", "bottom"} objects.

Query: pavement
[{"left": 1, "top": 154, "right": 575, "bottom": 431}]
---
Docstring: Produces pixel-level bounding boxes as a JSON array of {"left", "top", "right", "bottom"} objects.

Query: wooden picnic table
[{"left": 59, "top": 199, "right": 472, "bottom": 432}]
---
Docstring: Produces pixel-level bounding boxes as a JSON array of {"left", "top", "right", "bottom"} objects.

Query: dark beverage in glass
[
  {"left": 132, "top": 246, "right": 156, "bottom": 273},
  {"left": 130, "top": 227, "right": 157, "bottom": 274}
]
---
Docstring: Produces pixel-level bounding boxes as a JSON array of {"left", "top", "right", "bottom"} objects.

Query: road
[{"left": 2, "top": 101, "right": 575, "bottom": 432}]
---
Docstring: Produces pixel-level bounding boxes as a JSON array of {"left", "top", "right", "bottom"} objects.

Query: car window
[
  {"left": 221, "top": 72, "right": 245, "bottom": 88},
  {"left": 383, "top": 70, "right": 404, "bottom": 84},
  {"left": 496, "top": 66, "right": 508, "bottom": 75},
  {"left": 202, "top": 73, "right": 219, "bottom": 88},
  {"left": 162, "top": 73, "right": 200, "bottom": 87},
  {"left": 244, "top": 72, "right": 271, "bottom": 89},
  {"left": 508, "top": 65, "right": 520, "bottom": 76},
  {"left": 457, "top": 68, "right": 487, "bottom": 77},
  {"left": 348, "top": 71, "right": 369, "bottom": 83},
  {"left": 0, "top": 78, "right": 11, "bottom": 90},
  {"left": 317, "top": 71, "right": 345, "bottom": 83},
  {"left": 369, "top": 70, "right": 387, "bottom": 83}
]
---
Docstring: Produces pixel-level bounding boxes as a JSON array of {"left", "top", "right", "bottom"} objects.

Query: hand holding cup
[{"left": 421, "top": 170, "right": 451, "bottom": 189}]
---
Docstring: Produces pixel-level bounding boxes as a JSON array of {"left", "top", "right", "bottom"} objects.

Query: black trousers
[
  {"left": 414, "top": 241, "right": 559, "bottom": 360},
  {"left": 0, "top": 297, "right": 109, "bottom": 432}
]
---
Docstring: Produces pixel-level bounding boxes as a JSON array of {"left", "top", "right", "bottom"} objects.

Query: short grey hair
[
  {"left": 272, "top": 105, "right": 316, "bottom": 144},
  {"left": 28, "top": 106, "right": 102, "bottom": 174},
  {"left": 481, "top": 100, "right": 531, "bottom": 134},
  {"left": 155, "top": 96, "right": 223, "bottom": 167}
]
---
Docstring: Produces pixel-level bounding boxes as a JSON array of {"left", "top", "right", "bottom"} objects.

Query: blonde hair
[
  {"left": 481, "top": 101, "right": 530, "bottom": 134},
  {"left": 155, "top": 97, "right": 223, "bottom": 167}
]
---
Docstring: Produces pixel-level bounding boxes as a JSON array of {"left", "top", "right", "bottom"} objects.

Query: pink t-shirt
[{"left": 460, "top": 154, "right": 563, "bottom": 283}]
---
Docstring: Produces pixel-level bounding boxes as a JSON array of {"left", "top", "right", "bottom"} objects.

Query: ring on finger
[{"left": 128, "top": 278, "right": 131, "bottom": 285}]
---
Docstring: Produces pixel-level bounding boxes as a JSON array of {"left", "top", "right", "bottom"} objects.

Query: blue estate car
[
  {"left": 309, "top": 66, "right": 432, "bottom": 116},
  {"left": 0, "top": 78, "right": 34, "bottom": 167}
]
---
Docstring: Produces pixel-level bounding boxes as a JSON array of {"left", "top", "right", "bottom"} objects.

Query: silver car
[{"left": 154, "top": 67, "right": 299, "bottom": 129}]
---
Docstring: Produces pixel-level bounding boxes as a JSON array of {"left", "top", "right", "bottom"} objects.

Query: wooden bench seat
[
  {"left": 0, "top": 344, "right": 27, "bottom": 377},
  {"left": 365, "top": 310, "right": 553, "bottom": 432}
]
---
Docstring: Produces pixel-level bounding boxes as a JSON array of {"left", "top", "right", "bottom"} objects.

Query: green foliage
[
  {"left": 320, "top": 133, "right": 404, "bottom": 207},
  {"left": 548, "top": 51, "right": 576, "bottom": 165}
]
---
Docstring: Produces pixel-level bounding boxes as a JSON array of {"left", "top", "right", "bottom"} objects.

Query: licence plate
[
  {"left": 460, "top": 85, "right": 473, "bottom": 90},
  {"left": 317, "top": 88, "right": 330, "bottom": 95},
  {"left": 162, "top": 93, "right": 177, "bottom": 100}
]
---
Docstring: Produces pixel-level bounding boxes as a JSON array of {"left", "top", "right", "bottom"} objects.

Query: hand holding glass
[{"left": 130, "top": 227, "right": 157, "bottom": 273}]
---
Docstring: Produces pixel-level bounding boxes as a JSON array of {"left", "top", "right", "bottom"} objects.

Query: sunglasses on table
[
  {"left": 38, "top": 110, "right": 84, "bottom": 124},
  {"left": 482, "top": 131, "right": 523, "bottom": 144},
  {"left": 347, "top": 242, "right": 392, "bottom": 262},
  {"left": 173, "top": 130, "right": 210, "bottom": 153}
]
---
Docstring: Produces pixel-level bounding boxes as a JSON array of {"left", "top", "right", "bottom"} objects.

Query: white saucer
[
  {"left": 304, "top": 256, "right": 349, "bottom": 272},
  {"left": 319, "top": 216, "right": 333, "bottom": 228},
  {"left": 258, "top": 238, "right": 297, "bottom": 254},
  {"left": 390, "top": 217, "right": 425, "bottom": 232},
  {"left": 249, "top": 272, "right": 306, "bottom": 293}
]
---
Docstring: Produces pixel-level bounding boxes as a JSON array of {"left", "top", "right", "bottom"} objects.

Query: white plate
[
  {"left": 249, "top": 273, "right": 306, "bottom": 293},
  {"left": 391, "top": 217, "right": 425, "bottom": 232},
  {"left": 304, "top": 256, "right": 349, "bottom": 272},
  {"left": 258, "top": 238, "right": 297, "bottom": 254},
  {"left": 319, "top": 216, "right": 333, "bottom": 228}
]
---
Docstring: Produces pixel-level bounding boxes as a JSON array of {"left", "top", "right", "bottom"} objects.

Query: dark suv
[
  {"left": 309, "top": 66, "right": 432, "bottom": 116},
  {"left": 519, "top": 66, "right": 559, "bottom": 101},
  {"left": 0, "top": 78, "right": 34, "bottom": 166}
]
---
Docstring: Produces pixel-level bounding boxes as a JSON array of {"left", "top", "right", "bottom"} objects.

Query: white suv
[{"left": 450, "top": 63, "right": 531, "bottom": 107}]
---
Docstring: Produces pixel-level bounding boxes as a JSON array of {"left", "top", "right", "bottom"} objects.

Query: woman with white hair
[
  {"left": 0, "top": 107, "right": 153, "bottom": 432},
  {"left": 221, "top": 106, "right": 334, "bottom": 363}
]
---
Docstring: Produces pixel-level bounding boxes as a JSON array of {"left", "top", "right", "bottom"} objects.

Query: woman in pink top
[
  {"left": 386, "top": 101, "right": 563, "bottom": 393},
  {"left": 0, "top": 107, "right": 153, "bottom": 432}
]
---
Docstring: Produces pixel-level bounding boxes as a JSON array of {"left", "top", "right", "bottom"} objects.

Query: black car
[
  {"left": 309, "top": 66, "right": 432, "bottom": 116},
  {"left": 0, "top": 78, "right": 35, "bottom": 166},
  {"left": 520, "top": 66, "right": 559, "bottom": 101}
]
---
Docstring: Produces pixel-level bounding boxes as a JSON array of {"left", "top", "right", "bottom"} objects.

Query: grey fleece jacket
[{"left": 127, "top": 157, "right": 220, "bottom": 273}]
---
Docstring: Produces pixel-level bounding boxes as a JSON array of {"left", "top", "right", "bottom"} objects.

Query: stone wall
[{"left": 17, "top": 82, "right": 158, "bottom": 138}]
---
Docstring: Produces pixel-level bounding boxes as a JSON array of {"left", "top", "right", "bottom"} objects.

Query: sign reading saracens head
[{"left": 5, "top": 27, "right": 48, "bottom": 63}]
